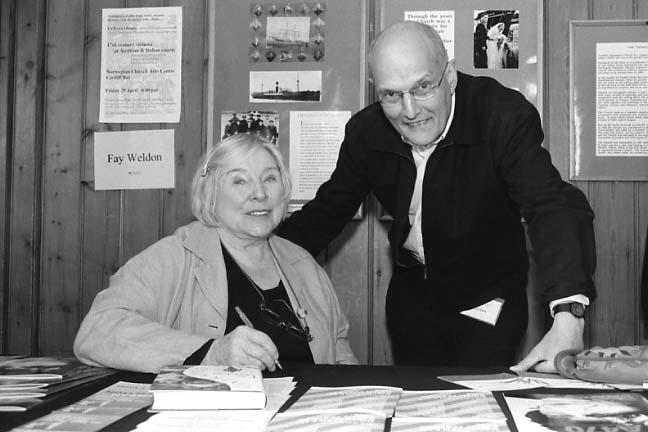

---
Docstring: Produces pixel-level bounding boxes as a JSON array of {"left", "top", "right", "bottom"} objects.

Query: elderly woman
[{"left": 73, "top": 134, "right": 358, "bottom": 373}]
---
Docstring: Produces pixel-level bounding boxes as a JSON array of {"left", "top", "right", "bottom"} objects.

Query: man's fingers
[
  {"left": 532, "top": 360, "right": 557, "bottom": 374},
  {"left": 510, "top": 351, "right": 540, "bottom": 373}
]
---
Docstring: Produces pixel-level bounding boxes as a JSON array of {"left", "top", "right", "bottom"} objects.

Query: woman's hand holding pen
[{"left": 204, "top": 326, "right": 280, "bottom": 372}]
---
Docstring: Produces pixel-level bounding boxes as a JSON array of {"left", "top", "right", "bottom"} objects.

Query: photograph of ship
[{"left": 250, "top": 70, "right": 321, "bottom": 102}]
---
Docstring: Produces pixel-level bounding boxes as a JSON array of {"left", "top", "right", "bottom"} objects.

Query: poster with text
[
  {"left": 289, "top": 111, "right": 350, "bottom": 201},
  {"left": 100, "top": 7, "right": 182, "bottom": 123},
  {"left": 596, "top": 42, "right": 648, "bottom": 157}
]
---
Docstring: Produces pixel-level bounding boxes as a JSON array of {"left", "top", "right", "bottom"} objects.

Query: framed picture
[{"left": 570, "top": 20, "right": 648, "bottom": 180}]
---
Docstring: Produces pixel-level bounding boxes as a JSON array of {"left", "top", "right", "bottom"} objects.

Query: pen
[{"left": 235, "top": 306, "right": 283, "bottom": 370}]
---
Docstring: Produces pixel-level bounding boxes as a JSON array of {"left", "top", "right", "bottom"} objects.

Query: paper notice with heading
[
  {"left": 405, "top": 11, "right": 455, "bottom": 60},
  {"left": 94, "top": 129, "right": 175, "bottom": 190},
  {"left": 289, "top": 111, "right": 350, "bottom": 201},
  {"left": 596, "top": 42, "right": 648, "bottom": 157},
  {"left": 100, "top": 7, "right": 182, "bottom": 123}
]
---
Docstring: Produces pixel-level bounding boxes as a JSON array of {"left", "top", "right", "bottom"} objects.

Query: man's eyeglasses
[{"left": 377, "top": 62, "right": 449, "bottom": 106}]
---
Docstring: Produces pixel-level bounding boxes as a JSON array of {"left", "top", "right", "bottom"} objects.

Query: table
[{"left": 0, "top": 362, "right": 615, "bottom": 431}]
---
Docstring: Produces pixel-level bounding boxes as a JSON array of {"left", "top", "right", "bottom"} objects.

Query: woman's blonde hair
[{"left": 190, "top": 134, "right": 292, "bottom": 226}]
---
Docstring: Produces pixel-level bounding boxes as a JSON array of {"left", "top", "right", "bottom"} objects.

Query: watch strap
[{"left": 552, "top": 302, "right": 585, "bottom": 318}]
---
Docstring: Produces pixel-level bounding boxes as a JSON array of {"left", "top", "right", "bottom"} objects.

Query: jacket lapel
[{"left": 183, "top": 223, "right": 228, "bottom": 321}]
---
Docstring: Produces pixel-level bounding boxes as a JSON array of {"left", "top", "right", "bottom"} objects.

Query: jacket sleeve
[
  {"left": 277, "top": 118, "right": 372, "bottom": 257},
  {"left": 493, "top": 94, "right": 596, "bottom": 304},
  {"left": 73, "top": 240, "right": 210, "bottom": 373}
]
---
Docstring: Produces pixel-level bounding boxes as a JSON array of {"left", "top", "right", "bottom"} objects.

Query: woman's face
[{"left": 214, "top": 148, "right": 286, "bottom": 242}]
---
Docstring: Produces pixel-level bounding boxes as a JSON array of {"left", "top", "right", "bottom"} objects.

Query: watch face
[{"left": 570, "top": 303, "right": 585, "bottom": 317}]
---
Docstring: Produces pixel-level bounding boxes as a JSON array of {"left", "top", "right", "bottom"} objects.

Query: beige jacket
[{"left": 74, "top": 221, "right": 358, "bottom": 373}]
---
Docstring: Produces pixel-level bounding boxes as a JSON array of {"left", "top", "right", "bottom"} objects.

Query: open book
[{"left": 149, "top": 365, "right": 266, "bottom": 411}]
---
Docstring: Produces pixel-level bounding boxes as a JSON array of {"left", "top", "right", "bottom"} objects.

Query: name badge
[{"left": 460, "top": 298, "right": 505, "bottom": 326}]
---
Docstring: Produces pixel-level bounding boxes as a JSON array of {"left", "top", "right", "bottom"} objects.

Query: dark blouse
[{"left": 222, "top": 244, "right": 314, "bottom": 364}]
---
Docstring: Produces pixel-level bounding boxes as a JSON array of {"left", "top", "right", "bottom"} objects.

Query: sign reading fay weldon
[{"left": 94, "top": 129, "right": 175, "bottom": 190}]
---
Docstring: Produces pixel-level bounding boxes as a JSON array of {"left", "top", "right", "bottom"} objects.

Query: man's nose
[{"left": 400, "top": 92, "right": 420, "bottom": 118}]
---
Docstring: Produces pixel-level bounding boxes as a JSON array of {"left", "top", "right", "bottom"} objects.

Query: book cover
[
  {"left": 149, "top": 365, "right": 266, "bottom": 411},
  {"left": 505, "top": 391, "right": 648, "bottom": 431}
]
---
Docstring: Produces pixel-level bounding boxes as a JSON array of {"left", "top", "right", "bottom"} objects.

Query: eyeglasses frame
[{"left": 377, "top": 61, "right": 450, "bottom": 106}]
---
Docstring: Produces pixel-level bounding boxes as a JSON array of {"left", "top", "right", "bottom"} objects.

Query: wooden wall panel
[
  {"left": 640, "top": 182, "right": 648, "bottom": 343},
  {"left": 39, "top": 0, "right": 86, "bottom": 354},
  {"left": 7, "top": 0, "right": 46, "bottom": 355},
  {"left": 0, "top": 0, "right": 14, "bottom": 351},
  {"left": 372, "top": 217, "right": 393, "bottom": 365},
  {"left": 589, "top": 183, "right": 638, "bottom": 345},
  {"left": 80, "top": 0, "right": 124, "bottom": 316}
]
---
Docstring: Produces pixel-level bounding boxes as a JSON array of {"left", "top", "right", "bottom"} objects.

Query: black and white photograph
[
  {"left": 473, "top": 10, "right": 519, "bottom": 69},
  {"left": 5, "top": 2, "right": 648, "bottom": 431},
  {"left": 249, "top": 70, "right": 321, "bottom": 102},
  {"left": 220, "top": 109, "right": 280, "bottom": 144},
  {"left": 249, "top": 2, "right": 326, "bottom": 63},
  {"left": 506, "top": 392, "right": 648, "bottom": 431}
]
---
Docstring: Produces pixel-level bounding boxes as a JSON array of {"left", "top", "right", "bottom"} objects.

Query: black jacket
[{"left": 279, "top": 72, "right": 596, "bottom": 310}]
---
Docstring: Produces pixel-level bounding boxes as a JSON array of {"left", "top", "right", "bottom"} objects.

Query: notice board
[
  {"left": 207, "top": 0, "right": 369, "bottom": 212},
  {"left": 570, "top": 20, "right": 648, "bottom": 181}
]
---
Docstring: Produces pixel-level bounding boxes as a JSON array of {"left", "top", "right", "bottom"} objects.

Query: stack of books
[{"left": 0, "top": 355, "right": 115, "bottom": 412}]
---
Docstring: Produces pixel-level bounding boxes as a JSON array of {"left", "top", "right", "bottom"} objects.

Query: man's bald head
[{"left": 368, "top": 21, "right": 448, "bottom": 81}]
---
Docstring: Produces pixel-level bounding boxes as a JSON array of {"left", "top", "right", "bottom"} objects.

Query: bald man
[{"left": 278, "top": 21, "right": 596, "bottom": 373}]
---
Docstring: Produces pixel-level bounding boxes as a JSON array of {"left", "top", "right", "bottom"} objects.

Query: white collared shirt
[{"left": 402, "top": 95, "right": 455, "bottom": 264}]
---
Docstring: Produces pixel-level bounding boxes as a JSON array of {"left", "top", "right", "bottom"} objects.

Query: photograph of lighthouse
[{"left": 249, "top": 70, "right": 321, "bottom": 102}]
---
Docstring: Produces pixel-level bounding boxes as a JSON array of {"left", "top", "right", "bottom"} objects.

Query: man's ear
[{"left": 446, "top": 60, "right": 458, "bottom": 94}]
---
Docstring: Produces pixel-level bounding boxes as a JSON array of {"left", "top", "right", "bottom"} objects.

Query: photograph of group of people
[
  {"left": 220, "top": 110, "right": 280, "bottom": 144},
  {"left": 473, "top": 9, "right": 520, "bottom": 69}
]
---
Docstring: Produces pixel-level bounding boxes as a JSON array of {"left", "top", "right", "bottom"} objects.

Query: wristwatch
[{"left": 552, "top": 302, "right": 585, "bottom": 318}]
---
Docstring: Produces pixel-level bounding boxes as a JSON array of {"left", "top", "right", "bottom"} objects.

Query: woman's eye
[
  {"left": 264, "top": 175, "right": 278, "bottom": 183},
  {"left": 232, "top": 178, "right": 246, "bottom": 186}
]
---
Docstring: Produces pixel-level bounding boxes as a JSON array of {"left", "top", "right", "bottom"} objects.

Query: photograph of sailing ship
[{"left": 249, "top": 2, "right": 326, "bottom": 63}]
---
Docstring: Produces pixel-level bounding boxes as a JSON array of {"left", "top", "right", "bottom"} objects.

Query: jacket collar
[
  {"left": 182, "top": 222, "right": 307, "bottom": 319},
  {"left": 182, "top": 221, "right": 223, "bottom": 260}
]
